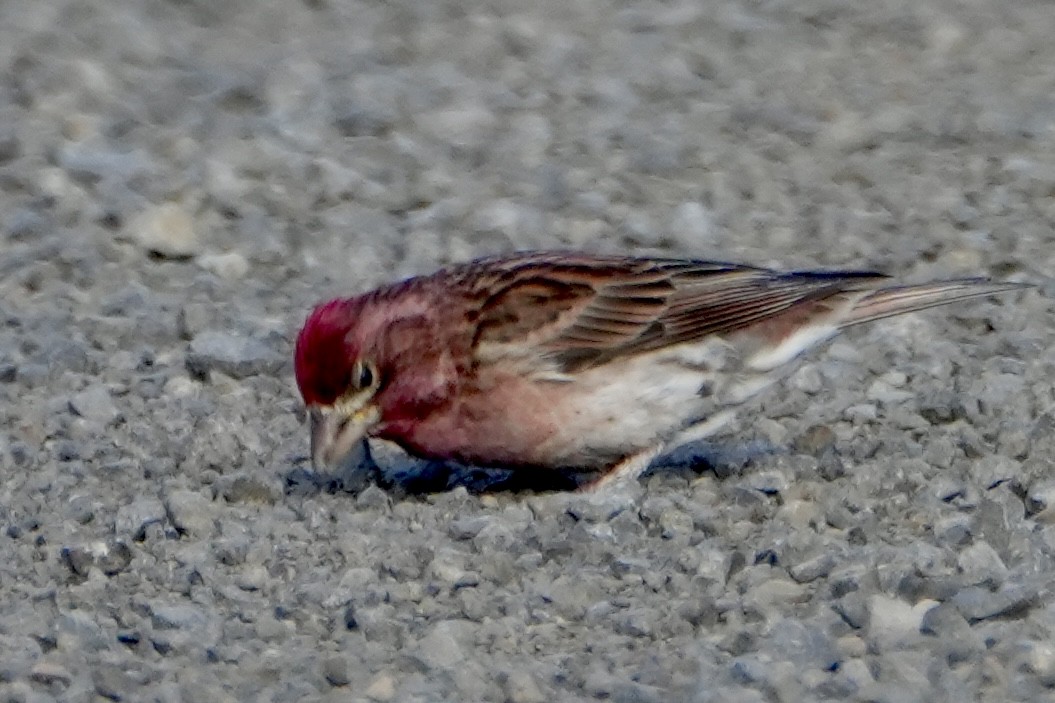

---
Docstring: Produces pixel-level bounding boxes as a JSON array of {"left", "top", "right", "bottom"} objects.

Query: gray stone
[
  {"left": 657, "top": 506, "right": 694, "bottom": 541},
  {"left": 427, "top": 549, "right": 468, "bottom": 587},
  {"left": 128, "top": 202, "right": 199, "bottom": 258},
  {"left": 197, "top": 252, "right": 249, "bottom": 280},
  {"left": 59, "top": 143, "right": 151, "bottom": 185},
  {"left": 1026, "top": 480, "right": 1055, "bottom": 521},
  {"left": 69, "top": 385, "right": 119, "bottom": 426},
  {"left": 614, "top": 608, "right": 657, "bottom": 638},
  {"left": 471, "top": 521, "right": 517, "bottom": 552},
  {"left": 322, "top": 567, "right": 378, "bottom": 608},
  {"left": 322, "top": 656, "right": 351, "bottom": 687},
  {"left": 98, "top": 283, "right": 155, "bottom": 318},
  {"left": 789, "top": 552, "right": 837, "bottom": 583},
  {"left": 29, "top": 660, "right": 73, "bottom": 688},
  {"left": 176, "top": 303, "right": 213, "bottom": 341},
  {"left": 7, "top": 208, "right": 46, "bottom": 241},
  {"left": 957, "top": 541, "right": 1009, "bottom": 587},
  {"left": 412, "top": 620, "right": 473, "bottom": 671},
  {"left": 502, "top": 670, "right": 546, "bottom": 703},
  {"left": 1020, "top": 640, "right": 1055, "bottom": 687},
  {"left": 833, "top": 591, "right": 869, "bottom": 630},
  {"left": 951, "top": 580, "right": 1045, "bottom": 623},
  {"left": 44, "top": 339, "right": 95, "bottom": 375},
  {"left": 0, "top": 131, "right": 21, "bottom": 165},
  {"left": 354, "top": 605, "right": 402, "bottom": 646},
  {"left": 363, "top": 673, "right": 397, "bottom": 701},
  {"left": 918, "top": 602, "right": 985, "bottom": 664},
  {"left": 790, "top": 367, "right": 825, "bottom": 395},
  {"left": 163, "top": 489, "right": 215, "bottom": 537},
  {"left": 668, "top": 201, "right": 714, "bottom": 247},
  {"left": 448, "top": 516, "right": 490, "bottom": 540},
  {"left": 0, "top": 363, "right": 16, "bottom": 383},
  {"left": 794, "top": 424, "right": 836, "bottom": 455},
  {"left": 866, "top": 594, "right": 933, "bottom": 650},
  {"left": 766, "top": 620, "right": 838, "bottom": 670},
  {"left": 186, "top": 330, "right": 283, "bottom": 380},
  {"left": 56, "top": 611, "right": 107, "bottom": 651},
  {"left": 93, "top": 663, "right": 137, "bottom": 701},
  {"left": 218, "top": 474, "right": 279, "bottom": 505},
  {"left": 934, "top": 515, "right": 973, "bottom": 547},
  {"left": 61, "top": 546, "right": 95, "bottom": 577},
  {"left": 150, "top": 603, "right": 209, "bottom": 630},
  {"left": 234, "top": 565, "right": 267, "bottom": 592},
  {"left": 355, "top": 485, "right": 391, "bottom": 511},
  {"left": 114, "top": 498, "right": 166, "bottom": 539}
]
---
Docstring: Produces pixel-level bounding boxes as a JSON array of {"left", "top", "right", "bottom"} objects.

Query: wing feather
[{"left": 461, "top": 252, "right": 891, "bottom": 372}]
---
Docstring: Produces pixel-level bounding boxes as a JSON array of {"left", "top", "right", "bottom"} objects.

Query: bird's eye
[{"left": 351, "top": 360, "right": 376, "bottom": 391}]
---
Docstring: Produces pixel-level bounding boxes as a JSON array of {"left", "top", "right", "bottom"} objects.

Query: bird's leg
[
  {"left": 578, "top": 444, "right": 666, "bottom": 493},
  {"left": 670, "top": 409, "right": 736, "bottom": 447},
  {"left": 577, "top": 410, "right": 739, "bottom": 492}
]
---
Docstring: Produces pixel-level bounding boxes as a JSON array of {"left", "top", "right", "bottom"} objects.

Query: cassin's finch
[{"left": 294, "top": 251, "right": 1027, "bottom": 489}]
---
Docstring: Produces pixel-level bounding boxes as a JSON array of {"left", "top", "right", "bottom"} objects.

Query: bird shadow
[{"left": 283, "top": 438, "right": 778, "bottom": 498}]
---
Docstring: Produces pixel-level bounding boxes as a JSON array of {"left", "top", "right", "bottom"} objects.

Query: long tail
[{"left": 845, "top": 279, "right": 1031, "bottom": 327}]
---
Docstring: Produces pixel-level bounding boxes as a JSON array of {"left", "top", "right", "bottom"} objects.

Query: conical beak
[{"left": 309, "top": 404, "right": 380, "bottom": 470}]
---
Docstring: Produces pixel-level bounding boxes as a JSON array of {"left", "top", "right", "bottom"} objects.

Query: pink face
[
  {"left": 294, "top": 299, "right": 364, "bottom": 407},
  {"left": 295, "top": 297, "right": 387, "bottom": 470},
  {"left": 294, "top": 289, "right": 464, "bottom": 470}
]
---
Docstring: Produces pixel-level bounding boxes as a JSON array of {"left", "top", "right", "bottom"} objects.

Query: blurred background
[{"left": 3, "top": 0, "right": 1051, "bottom": 293}]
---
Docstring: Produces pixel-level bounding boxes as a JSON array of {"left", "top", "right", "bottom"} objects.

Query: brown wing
[{"left": 459, "top": 252, "right": 888, "bottom": 372}]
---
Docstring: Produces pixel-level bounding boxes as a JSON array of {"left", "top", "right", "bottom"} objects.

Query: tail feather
[{"left": 845, "top": 279, "right": 1031, "bottom": 327}]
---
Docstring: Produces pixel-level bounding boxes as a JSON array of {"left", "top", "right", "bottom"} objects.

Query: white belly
[{"left": 537, "top": 335, "right": 789, "bottom": 465}]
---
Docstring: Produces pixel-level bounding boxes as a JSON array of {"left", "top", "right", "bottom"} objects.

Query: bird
[{"left": 293, "top": 250, "right": 1028, "bottom": 490}]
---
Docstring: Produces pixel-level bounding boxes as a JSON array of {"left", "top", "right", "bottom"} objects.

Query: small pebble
[
  {"left": 129, "top": 202, "right": 199, "bottom": 258},
  {"left": 186, "top": 330, "right": 284, "bottom": 380},
  {"left": 68, "top": 385, "right": 119, "bottom": 426},
  {"left": 163, "top": 489, "right": 215, "bottom": 538},
  {"left": 364, "top": 673, "right": 397, "bottom": 701}
]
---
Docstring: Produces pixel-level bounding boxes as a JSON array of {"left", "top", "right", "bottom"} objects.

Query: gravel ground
[{"left": 1, "top": 1, "right": 1054, "bottom": 701}]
